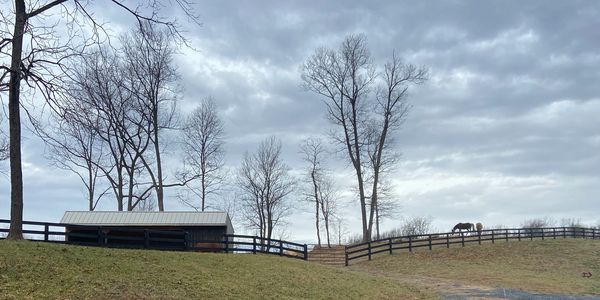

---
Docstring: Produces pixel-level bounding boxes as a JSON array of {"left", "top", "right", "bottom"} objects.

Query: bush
[
  {"left": 521, "top": 217, "right": 555, "bottom": 229},
  {"left": 559, "top": 218, "right": 584, "bottom": 228},
  {"left": 521, "top": 217, "right": 555, "bottom": 237},
  {"left": 380, "top": 216, "right": 433, "bottom": 238}
]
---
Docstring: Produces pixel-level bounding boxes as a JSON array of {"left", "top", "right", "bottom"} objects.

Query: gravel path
[
  {"left": 352, "top": 270, "right": 600, "bottom": 300},
  {"left": 441, "top": 285, "right": 600, "bottom": 300}
]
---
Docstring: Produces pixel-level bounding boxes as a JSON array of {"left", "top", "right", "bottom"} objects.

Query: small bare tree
[
  {"left": 238, "top": 136, "right": 294, "bottom": 243},
  {"left": 299, "top": 137, "right": 339, "bottom": 247},
  {"left": 299, "top": 137, "right": 326, "bottom": 246},
  {"left": 0, "top": 114, "right": 8, "bottom": 162},
  {"left": 40, "top": 107, "right": 108, "bottom": 211},
  {"left": 180, "top": 98, "right": 225, "bottom": 211},
  {"left": 317, "top": 177, "right": 338, "bottom": 247},
  {"left": 381, "top": 216, "right": 433, "bottom": 238}
]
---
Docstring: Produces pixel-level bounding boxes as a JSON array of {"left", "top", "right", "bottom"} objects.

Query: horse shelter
[{"left": 60, "top": 211, "right": 234, "bottom": 250}]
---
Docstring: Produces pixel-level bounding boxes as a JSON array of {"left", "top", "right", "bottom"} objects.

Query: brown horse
[
  {"left": 476, "top": 222, "right": 483, "bottom": 235},
  {"left": 452, "top": 222, "right": 474, "bottom": 233}
]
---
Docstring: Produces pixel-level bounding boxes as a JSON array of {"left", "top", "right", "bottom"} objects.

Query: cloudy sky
[{"left": 1, "top": 0, "right": 599, "bottom": 242}]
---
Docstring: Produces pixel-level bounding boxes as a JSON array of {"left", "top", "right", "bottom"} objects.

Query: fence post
[
  {"left": 518, "top": 229, "right": 521, "bottom": 241},
  {"left": 389, "top": 238, "right": 393, "bottom": 254},
  {"left": 144, "top": 230, "right": 149, "bottom": 249},
  {"left": 563, "top": 227, "right": 566, "bottom": 238},
  {"left": 408, "top": 236, "right": 412, "bottom": 252},
  {"left": 530, "top": 229, "right": 533, "bottom": 241},
  {"left": 97, "top": 227, "right": 104, "bottom": 246},
  {"left": 553, "top": 228, "right": 556, "bottom": 239},
  {"left": 279, "top": 240, "right": 283, "bottom": 256},
  {"left": 428, "top": 235, "right": 432, "bottom": 251},
  {"left": 491, "top": 230, "right": 495, "bottom": 244},
  {"left": 184, "top": 232, "right": 190, "bottom": 251},
  {"left": 461, "top": 232, "right": 465, "bottom": 247},
  {"left": 446, "top": 233, "right": 450, "bottom": 248},
  {"left": 505, "top": 229, "right": 509, "bottom": 242},
  {"left": 582, "top": 228, "right": 585, "bottom": 239},
  {"left": 345, "top": 247, "right": 349, "bottom": 267},
  {"left": 593, "top": 229, "right": 596, "bottom": 240},
  {"left": 541, "top": 228, "right": 545, "bottom": 240},
  {"left": 368, "top": 242, "right": 372, "bottom": 260},
  {"left": 478, "top": 231, "right": 481, "bottom": 245},
  {"left": 253, "top": 237, "right": 257, "bottom": 254},
  {"left": 225, "top": 235, "right": 230, "bottom": 254},
  {"left": 303, "top": 244, "right": 308, "bottom": 261},
  {"left": 44, "top": 224, "right": 49, "bottom": 242}
]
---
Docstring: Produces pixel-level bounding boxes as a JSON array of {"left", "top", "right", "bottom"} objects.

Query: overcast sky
[{"left": 1, "top": 1, "right": 599, "bottom": 243}]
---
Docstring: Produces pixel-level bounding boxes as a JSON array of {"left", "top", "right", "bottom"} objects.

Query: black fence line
[
  {"left": 345, "top": 226, "right": 600, "bottom": 266},
  {"left": 0, "top": 219, "right": 308, "bottom": 261}
]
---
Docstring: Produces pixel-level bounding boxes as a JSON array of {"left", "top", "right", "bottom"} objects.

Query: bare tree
[
  {"left": 134, "top": 195, "right": 157, "bottom": 212},
  {"left": 1, "top": 0, "right": 199, "bottom": 239},
  {"left": 371, "top": 180, "right": 399, "bottom": 240},
  {"left": 121, "top": 22, "right": 179, "bottom": 211},
  {"left": 40, "top": 106, "right": 107, "bottom": 211},
  {"left": 380, "top": 216, "right": 433, "bottom": 238},
  {"left": 299, "top": 137, "right": 338, "bottom": 247},
  {"left": 299, "top": 137, "right": 325, "bottom": 246},
  {"left": 0, "top": 114, "right": 8, "bottom": 175},
  {"left": 302, "top": 34, "right": 427, "bottom": 241},
  {"left": 180, "top": 98, "right": 225, "bottom": 211},
  {"left": 0, "top": 114, "right": 8, "bottom": 162},
  {"left": 317, "top": 177, "right": 338, "bottom": 247},
  {"left": 333, "top": 216, "right": 349, "bottom": 245},
  {"left": 67, "top": 47, "right": 136, "bottom": 211},
  {"left": 238, "top": 136, "right": 294, "bottom": 242}
]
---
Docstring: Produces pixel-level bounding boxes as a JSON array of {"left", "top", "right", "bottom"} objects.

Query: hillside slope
[
  {"left": 0, "top": 241, "right": 435, "bottom": 299},
  {"left": 350, "top": 239, "right": 600, "bottom": 296}
]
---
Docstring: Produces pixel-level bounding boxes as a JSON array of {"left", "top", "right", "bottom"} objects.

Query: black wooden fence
[
  {"left": 345, "top": 227, "right": 600, "bottom": 266},
  {"left": 0, "top": 219, "right": 307, "bottom": 260}
]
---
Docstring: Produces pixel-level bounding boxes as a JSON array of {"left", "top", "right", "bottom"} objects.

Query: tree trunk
[
  {"left": 153, "top": 108, "right": 164, "bottom": 211},
  {"left": 375, "top": 202, "right": 380, "bottom": 240},
  {"left": 350, "top": 106, "right": 368, "bottom": 241},
  {"left": 311, "top": 169, "right": 321, "bottom": 246},
  {"left": 88, "top": 164, "right": 94, "bottom": 211},
  {"left": 323, "top": 212, "right": 331, "bottom": 247},
  {"left": 7, "top": 0, "right": 26, "bottom": 240},
  {"left": 201, "top": 169, "right": 206, "bottom": 211}
]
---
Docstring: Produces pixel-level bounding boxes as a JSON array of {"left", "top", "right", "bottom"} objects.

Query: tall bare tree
[
  {"left": 302, "top": 34, "right": 427, "bottom": 241},
  {"left": 238, "top": 136, "right": 294, "bottom": 242},
  {"left": 1, "top": 0, "right": 199, "bottom": 239},
  {"left": 180, "top": 98, "right": 225, "bottom": 211},
  {"left": 121, "top": 22, "right": 179, "bottom": 211}
]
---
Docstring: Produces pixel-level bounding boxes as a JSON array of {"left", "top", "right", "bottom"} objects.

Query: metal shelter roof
[{"left": 60, "top": 211, "right": 233, "bottom": 231}]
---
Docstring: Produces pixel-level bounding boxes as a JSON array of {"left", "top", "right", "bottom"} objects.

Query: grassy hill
[
  {"left": 350, "top": 239, "right": 600, "bottom": 296},
  {"left": 0, "top": 241, "right": 435, "bottom": 300}
]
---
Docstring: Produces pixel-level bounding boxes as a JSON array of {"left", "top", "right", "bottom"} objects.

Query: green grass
[
  {"left": 0, "top": 241, "right": 436, "bottom": 299},
  {"left": 350, "top": 238, "right": 600, "bottom": 296}
]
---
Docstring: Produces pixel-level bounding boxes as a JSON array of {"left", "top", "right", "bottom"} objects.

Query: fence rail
[
  {"left": 345, "top": 226, "right": 600, "bottom": 265},
  {"left": 0, "top": 219, "right": 307, "bottom": 260}
]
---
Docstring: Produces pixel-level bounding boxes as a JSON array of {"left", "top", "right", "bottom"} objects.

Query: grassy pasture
[
  {"left": 350, "top": 239, "right": 600, "bottom": 296},
  {"left": 0, "top": 240, "right": 435, "bottom": 300}
]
